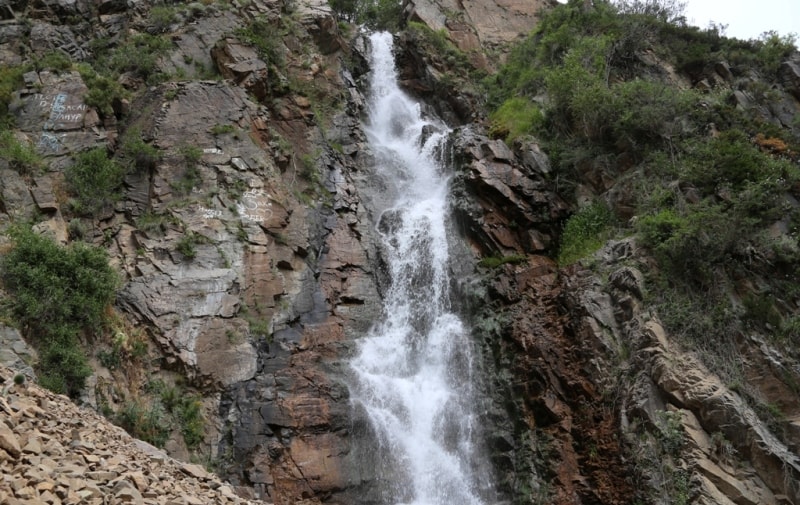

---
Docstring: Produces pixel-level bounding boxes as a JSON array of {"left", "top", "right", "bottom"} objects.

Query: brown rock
[
  {"left": 181, "top": 463, "right": 210, "bottom": 480},
  {"left": 0, "top": 421, "right": 22, "bottom": 458}
]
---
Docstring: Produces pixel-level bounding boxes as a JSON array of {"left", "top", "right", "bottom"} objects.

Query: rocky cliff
[{"left": 1, "top": 0, "right": 800, "bottom": 504}]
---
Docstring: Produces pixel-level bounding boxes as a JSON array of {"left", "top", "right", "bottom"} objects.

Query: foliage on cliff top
[{"left": 486, "top": 0, "right": 800, "bottom": 460}]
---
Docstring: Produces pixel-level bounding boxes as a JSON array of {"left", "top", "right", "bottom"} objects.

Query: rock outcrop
[{"left": 403, "top": 0, "right": 557, "bottom": 63}]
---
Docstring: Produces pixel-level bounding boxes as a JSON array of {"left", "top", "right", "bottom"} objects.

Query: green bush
[
  {"left": 34, "top": 51, "right": 72, "bottom": 73},
  {"left": 0, "top": 130, "right": 43, "bottom": 174},
  {"left": 116, "top": 400, "right": 171, "bottom": 447},
  {"left": 176, "top": 231, "right": 206, "bottom": 259},
  {"left": 171, "top": 145, "right": 203, "bottom": 195},
  {"left": 77, "top": 63, "right": 126, "bottom": 117},
  {"left": 177, "top": 397, "right": 205, "bottom": 448},
  {"left": 120, "top": 129, "right": 162, "bottom": 173},
  {"left": 754, "top": 31, "right": 797, "bottom": 76},
  {"left": 0, "top": 64, "right": 27, "bottom": 127},
  {"left": 489, "top": 97, "right": 544, "bottom": 143},
  {"left": 558, "top": 202, "right": 613, "bottom": 265},
  {"left": 1, "top": 229, "right": 119, "bottom": 396},
  {"left": 235, "top": 18, "right": 285, "bottom": 68},
  {"left": 211, "top": 124, "right": 235, "bottom": 135},
  {"left": 107, "top": 34, "right": 172, "bottom": 83},
  {"left": 681, "top": 130, "right": 779, "bottom": 193},
  {"left": 66, "top": 147, "right": 126, "bottom": 215},
  {"left": 136, "top": 211, "right": 177, "bottom": 237},
  {"left": 38, "top": 339, "right": 93, "bottom": 396},
  {"left": 147, "top": 5, "right": 178, "bottom": 34},
  {"left": 612, "top": 79, "right": 692, "bottom": 146},
  {"left": 478, "top": 254, "right": 527, "bottom": 269},
  {"left": 144, "top": 379, "right": 206, "bottom": 448}
]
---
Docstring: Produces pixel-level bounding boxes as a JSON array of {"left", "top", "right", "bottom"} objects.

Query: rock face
[
  {"left": 403, "top": 0, "right": 557, "bottom": 58},
  {"left": 0, "top": 0, "right": 385, "bottom": 502},
  {"left": 451, "top": 125, "right": 800, "bottom": 501},
  {"left": 0, "top": 366, "right": 269, "bottom": 505}
]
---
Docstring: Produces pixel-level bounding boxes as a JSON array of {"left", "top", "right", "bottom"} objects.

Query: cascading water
[{"left": 349, "top": 32, "right": 494, "bottom": 505}]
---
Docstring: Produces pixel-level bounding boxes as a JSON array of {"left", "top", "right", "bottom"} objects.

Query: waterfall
[{"left": 349, "top": 32, "right": 493, "bottom": 505}]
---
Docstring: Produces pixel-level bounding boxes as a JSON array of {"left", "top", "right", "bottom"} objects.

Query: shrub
[
  {"left": 120, "top": 129, "right": 162, "bottom": 173},
  {"left": 66, "top": 147, "right": 126, "bottom": 215},
  {"left": 107, "top": 34, "right": 172, "bottom": 83},
  {"left": 136, "top": 211, "right": 177, "bottom": 237},
  {"left": 0, "top": 64, "right": 27, "bottom": 126},
  {"left": 478, "top": 254, "right": 527, "bottom": 269},
  {"left": 176, "top": 231, "right": 206, "bottom": 259},
  {"left": 0, "top": 130, "right": 43, "bottom": 174},
  {"left": 177, "top": 398, "right": 205, "bottom": 448},
  {"left": 171, "top": 145, "right": 204, "bottom": 195},
  {"left": 34, "top": 51, "right": 72, "bottom": 73},
  {"left": 144, "top": 380, "right": 206, "bottom": 448},
  {"left": 38, "top": 339, "right": 93, "bottom": 396},
  {"left": 558, "top": 202, "right": 613, "bottom": 265},
  {"left": 1, "top": 229, "right": 119, "bottom": 396},
  {"left": 116, "top": 400, "right": 171, "bottom": 447},
  {"left": 235, "top": 18, "right": 285, "bottom": 68},
  {"left": 754, "top": 31, "right": 797, "bottom": 76},
  {"left": 612, "top": 79, "right": 692, "bottom": 147},
  {"left": 77, "top": 63, "right": 126, "bottom": 117},
  {"left": 211, "top": 124, "right": 235, "bottom": 135},
  {"left": 147, "top": 5, "right": 178, "bottom": 34},
  {"left": 681, "top": 130, "right": 779, "bottom": 193},
  {"left": 489, "top": 97, "right": 544, "bottom": 143}
]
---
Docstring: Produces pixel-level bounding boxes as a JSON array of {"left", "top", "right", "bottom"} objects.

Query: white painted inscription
[{"left": 236, "top": 189, "right": 273, "bottom": 223}]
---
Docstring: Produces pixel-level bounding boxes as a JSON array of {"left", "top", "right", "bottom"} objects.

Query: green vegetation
[
  {"left": 239, "top": 303, "right": 272, "bottom": 342},
  {"left": 119, "top": 129, "right": 162, "bottom": 173},
  {"left": 34, "top": 51, "right": 72, "bottom": 73},
  {"left": 484, "top": 0, "right": 800, "bottom": 475},
  {"left": 145, "top": 380, "right": 206, "bottom": 449},
  {"left": 136, "top": 211, "right": 178, "bottom": 237},
  {"left": 147, "top": 5, "right": 178, "bottom": 34},
  {"left": 0, "top": 130, "right": 43, "bottom": 175},
  {"left": 176, "top": 230, "right": 208, "bottom": 259},
  {"left": 1, "top": 228, "right": 119, "bottom": 396},
  {"left": 489, "top": 97, "right": 544, "bottom": 144},
  {"left": 211, "top": 124, "right": 235, "bottom": 135},
  {"left": 116, "top": 400, "right": 171, "bottom": 447},
  {"left": 172, "top": 145, "right": 204, "bottom": 195},
  {"left": 0, "top": 64, "right": 27, "bottom": 127},
  {"left": 93, "top": 33, "right": 172, "bottom": 83},
  {"left": 65, "top": 147, "right": 126, "bottom": 215},
  {"left": 558, "top": 202, "right": 613, "bottom": 266},
  {"left": 77, "top": 64, "right": 127, "bottom": 117},
  {"left": 478, "top": 254, "right": 527, "bottom": 269},
  {"left": 234, "top": 17, "right": 285, "bottom": 69}
]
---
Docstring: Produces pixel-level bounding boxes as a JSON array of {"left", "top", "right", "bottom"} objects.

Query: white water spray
[{"left": 349, "top": 32, "right": 492, "bottom": 505}]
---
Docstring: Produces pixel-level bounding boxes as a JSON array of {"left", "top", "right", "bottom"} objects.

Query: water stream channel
[{"left": 349, "top": 32, "right": 494, "bottom": 505}]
